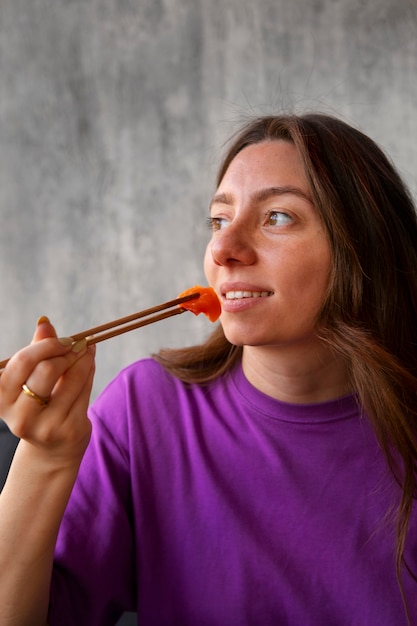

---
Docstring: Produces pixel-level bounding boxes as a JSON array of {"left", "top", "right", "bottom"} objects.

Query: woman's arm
[{"left": 0, "top": 318, "right": 95, "bottom": 625}]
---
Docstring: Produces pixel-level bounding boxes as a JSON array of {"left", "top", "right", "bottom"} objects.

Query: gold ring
[{"left": 21, "top": 383, "right": 50, "bottom": 407}]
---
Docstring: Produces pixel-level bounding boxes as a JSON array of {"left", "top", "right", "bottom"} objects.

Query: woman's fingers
[
  {"left": 11, "top": 346, "right": 96, "bottom": 452},
  {"left": 0, "top": 318, "right": 96, "bottom": 450},
  {"left": 22, "top": 339, "right": 88, "bottom": 401},
  {"left": 44, "top": 344, "right": 96, "bottom": 419},
  {"left": 0, "top": 339, "right": 83, "bottom": 406},
  {"left": 0, "top": 318, "right": 87, "bottom": 405}
]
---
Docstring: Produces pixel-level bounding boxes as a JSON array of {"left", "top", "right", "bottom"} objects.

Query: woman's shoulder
[
  {"left": 119, "top": 356, "right": 176, "bottom": 384},
  {"left": 93, "top": 357, "right": 177, "bottom": 406},
  {"left": 90, "top": 356, "right": 239, "bottom": 426}
]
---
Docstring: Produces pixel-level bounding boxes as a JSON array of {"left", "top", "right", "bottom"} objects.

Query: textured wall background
[{"left": 1, "top": 0, "right": 417, "bottom": 399}]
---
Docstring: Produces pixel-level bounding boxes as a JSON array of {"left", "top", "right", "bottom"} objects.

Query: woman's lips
[{"left": 220, "top": 288, "right": 274, "bottom": 312}]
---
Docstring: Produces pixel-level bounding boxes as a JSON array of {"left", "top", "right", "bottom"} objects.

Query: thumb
[{"left": 32, "top": 315, "right": 58, "bottom": 342}]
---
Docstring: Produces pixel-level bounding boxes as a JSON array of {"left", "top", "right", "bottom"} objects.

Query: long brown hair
[{"left": 154, "top": 114, "right": 417, "bottom": 605}]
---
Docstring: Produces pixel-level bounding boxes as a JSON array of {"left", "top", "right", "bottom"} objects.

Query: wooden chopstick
[
  {"left": 84, "top": 306, "right": 187, "bottom": 346},
  {"left": 0, "top": 292, "right": 200, "bottom": 371},
  {"left": 70, "top": 292, "right": 199, "bottom": 341}
]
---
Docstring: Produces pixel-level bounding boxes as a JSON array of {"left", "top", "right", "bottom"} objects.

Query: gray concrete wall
[{"left": 1, "top": 0, "right": 416, "bottom": 398}]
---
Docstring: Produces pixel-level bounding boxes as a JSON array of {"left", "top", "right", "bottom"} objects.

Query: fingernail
[
  {"left": 37, "top": 315, "right": 50, "bottom": 326},
  {"left": 58, "top": 337, "right": 74, "bottom": 347},
  {"left": 71, "top": 338, "right": 87, "bottom": 353}
]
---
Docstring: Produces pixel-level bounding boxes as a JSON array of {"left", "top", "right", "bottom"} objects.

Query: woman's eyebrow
[
  {"left": 210, "top": 186, "right": 313, "bottom": 209},
  {"left": 210, "top": 192, "right": 232, "bottom": 208},
  {"left": 253, "top": 186, "right": 313, "bottom": 204}
]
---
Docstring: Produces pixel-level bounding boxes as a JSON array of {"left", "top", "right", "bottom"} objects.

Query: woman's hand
[{"left": 0, "top": 316, "right": 95, "bottom": 464}]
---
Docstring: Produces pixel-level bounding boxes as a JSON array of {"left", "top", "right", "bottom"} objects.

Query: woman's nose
[{"left": 209, "top": 223, "right": 256, "bottom": 266}]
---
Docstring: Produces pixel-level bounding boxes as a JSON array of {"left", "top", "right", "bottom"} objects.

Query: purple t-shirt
[{"left": 49, "top": 358, "right": 417, "bottom": 625}]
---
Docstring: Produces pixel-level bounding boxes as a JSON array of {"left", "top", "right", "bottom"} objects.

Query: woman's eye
[
  {"left": 265, "top": 210, "right": 292, "bottom": 226},
  {"left": 206, "top": 216, "right": 229, "bottom": 231}
]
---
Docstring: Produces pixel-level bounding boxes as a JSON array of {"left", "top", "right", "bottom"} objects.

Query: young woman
[{"left": 0, "top": 113, "right": 416, "bottom": 625}]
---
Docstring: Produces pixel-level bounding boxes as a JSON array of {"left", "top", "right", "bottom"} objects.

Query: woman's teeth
[{"left": 224, "top": 291, "right": 272, "bottom": 299}]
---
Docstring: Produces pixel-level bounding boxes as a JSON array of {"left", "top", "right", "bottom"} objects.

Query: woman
[{"left": 0, "top": 113, "right": 416, "bottom": 625}]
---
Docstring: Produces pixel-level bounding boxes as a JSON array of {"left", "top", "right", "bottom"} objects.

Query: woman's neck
[{"left": 241, "top": 341, "right": 351, "bottom": 404}]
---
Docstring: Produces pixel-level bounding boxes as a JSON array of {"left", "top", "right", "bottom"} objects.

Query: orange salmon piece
[{"left": 178, "top": 285, "right": 221, "bottom": 322}]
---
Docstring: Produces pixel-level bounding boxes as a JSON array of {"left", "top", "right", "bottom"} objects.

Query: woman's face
[{"left": 204, "top": 140, "right": 332, "bottom": 350}]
